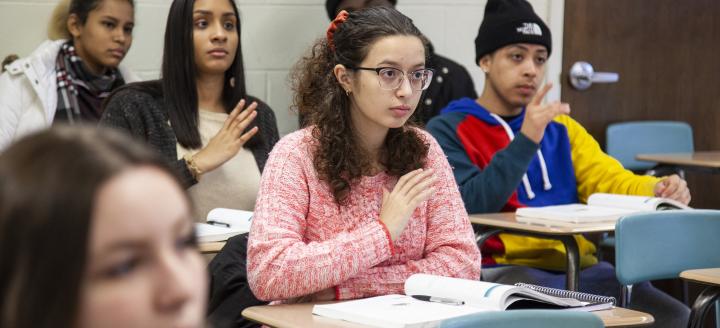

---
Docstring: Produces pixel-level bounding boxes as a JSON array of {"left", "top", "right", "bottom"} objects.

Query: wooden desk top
[
  {"left": 469, "top": 212, "right": 616, "bottom": 235},
  {"left": 594, "top": 307, "right": 655, "bottom": 327},
  {"left": 199, "top": 241, "right": 225, "bottom": 254},
  {"left": 636, "top": 151, "right": 720, "bottom": 168},
  {"left": 680, "top": 268, "right": 720, "bottom": 286},
  {"left": 242, "top": 302, "right": 654, "bottom": 328}
]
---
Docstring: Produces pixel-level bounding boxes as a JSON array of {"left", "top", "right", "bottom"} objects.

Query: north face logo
[{"left": 516, "top": 22, "right": 543, "bottom": 36}]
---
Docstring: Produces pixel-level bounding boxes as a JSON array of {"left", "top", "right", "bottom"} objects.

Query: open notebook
[
  {"left": 312, "top": 274, "right": 614, "bottom": 328},
  {"left": 195, "top": 208, "right": 253, "bottom": 243},
  {"left": 516, "top": 193, "right": 691, "bottom": 226}
]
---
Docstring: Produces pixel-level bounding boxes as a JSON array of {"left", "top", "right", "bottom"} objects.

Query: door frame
[{"left": 546, "top": 0, "right": 565, "bottom": 102}]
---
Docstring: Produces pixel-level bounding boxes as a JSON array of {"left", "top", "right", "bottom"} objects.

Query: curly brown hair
[{"left": 291, "top": 7, "right": 430, "bottom": 203}]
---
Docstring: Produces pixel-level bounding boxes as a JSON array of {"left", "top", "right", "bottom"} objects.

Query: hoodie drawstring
[{"left": 489, "top": 113, "right": 552, "bottom": 199}]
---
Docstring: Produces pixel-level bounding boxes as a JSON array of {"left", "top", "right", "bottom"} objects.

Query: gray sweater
[{"left": 100, "top": 85, "right": 279, "bottom": 188}]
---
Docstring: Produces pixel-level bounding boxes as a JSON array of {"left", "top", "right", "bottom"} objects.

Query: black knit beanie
[
  {"left": 325, "top": 0, "right": 398, "bottom": 20},
  {"left": 474, "top": 0, "right": 552, "bottom": 64}
]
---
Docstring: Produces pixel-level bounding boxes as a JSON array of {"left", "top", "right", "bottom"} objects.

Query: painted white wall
[{"left": 0, "top": 0, "right": 564, "bottom": 135}]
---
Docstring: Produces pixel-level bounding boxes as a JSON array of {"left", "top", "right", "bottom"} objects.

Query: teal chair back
[
  {"left": 615, "top": 210, "right": 720, "bottom": 286},
  {"left": 606, "top": 121, "right": 693, "bottom": 171},
  {"left": 615, "top": 210, "right": 720, "bottom": 327},
  {"left": 439, "top": 310, "right": 603, "bottom": 328}
]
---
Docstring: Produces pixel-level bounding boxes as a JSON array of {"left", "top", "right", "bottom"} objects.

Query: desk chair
[
  {"left": 439, "top": 310, "right": 603, "bottom": 328},
  {"left": 207, "top": 233, "right": 268, "bottom": 328},
  {"left": 606, "top": 120, "right": 694, "bottom": 176},
  {"left": 600, "top": 121, "right": 694, "bottom": 260},
  {"left": 615, "top": 210, "right": 720, "bottom": 328}
]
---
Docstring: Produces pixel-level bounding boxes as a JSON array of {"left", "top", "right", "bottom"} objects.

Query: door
[
  {"left": 561, "top": 2, "right": 720, "bottom": 324},
  {"left": 561, "top": 0, "right": 720, "bottom": 210}
]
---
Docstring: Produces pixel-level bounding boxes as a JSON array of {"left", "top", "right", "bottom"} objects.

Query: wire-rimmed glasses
[{"left": 348, "top": 66, "right": 435, "bottom": 91}]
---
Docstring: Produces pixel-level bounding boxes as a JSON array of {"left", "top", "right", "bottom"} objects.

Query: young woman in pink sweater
[{"left": 247, "top": 7, "right": 481, "bottom": 303}]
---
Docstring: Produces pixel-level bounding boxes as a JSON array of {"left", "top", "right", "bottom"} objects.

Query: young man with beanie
[
  {"left": 427, "top": 0, "right": 690, "bottom": 326},
  {"left": 324, "top": 0, "right": 478, "bottom": 124}
]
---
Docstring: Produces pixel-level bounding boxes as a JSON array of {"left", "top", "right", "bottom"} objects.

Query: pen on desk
[
  {"left": 410, "top": 295, "right": 465, "bottom": 306},
  {"left": 207, "top": 220, "right": 231, "bottom": 228}
]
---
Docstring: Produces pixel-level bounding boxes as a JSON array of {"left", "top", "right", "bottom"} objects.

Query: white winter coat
[{"left": 0, "top": 39, "right": 139, "bottom": 150}]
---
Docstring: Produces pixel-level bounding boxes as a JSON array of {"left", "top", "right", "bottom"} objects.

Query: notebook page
[
  {"left": 587, "top": 193, "right": 659, "bottom": 211},
  {"left": 312, "top": 295, "right": 484, "bottom": 328},
  {"left": 588, "top": 193, "right": 691, "bottom": 211},
  {"left": 404, "top": 274, "right": 511, "bottom": 310},
  {"left": 516, "top": 204, "right": 633, "bottom": 223},
  {"left": 206, "top": 208, "right": 253, "bottom": 232},
  {"left": 195, "top": 223, "right": 243, "bottom": 243}
]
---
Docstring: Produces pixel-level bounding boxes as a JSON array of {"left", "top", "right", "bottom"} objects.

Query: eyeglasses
[{"left": 348, "top": 66, "right": 435, "bottom": 91}]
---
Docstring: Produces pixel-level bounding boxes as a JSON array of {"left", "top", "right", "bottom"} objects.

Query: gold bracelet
[{"left": 184, "top": 153, "right": 203, "bottom": 180}]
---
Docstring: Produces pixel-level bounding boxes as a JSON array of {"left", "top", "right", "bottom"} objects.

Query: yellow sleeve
[{"left": 554, "top": 115, "right": 660, "bottom": 203}]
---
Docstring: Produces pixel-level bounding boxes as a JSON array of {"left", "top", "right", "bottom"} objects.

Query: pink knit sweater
[{"left": 247, "top": 127, "right": 481, "bottom": 302}]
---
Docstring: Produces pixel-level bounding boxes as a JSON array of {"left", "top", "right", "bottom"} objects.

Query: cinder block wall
[{"left": 0, "top": 0, "right": 562, "bottom": 136}]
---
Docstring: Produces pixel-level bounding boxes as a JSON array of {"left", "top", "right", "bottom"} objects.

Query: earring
[{"left": 345, "top": 89, "right": 351, "bottom": 96}]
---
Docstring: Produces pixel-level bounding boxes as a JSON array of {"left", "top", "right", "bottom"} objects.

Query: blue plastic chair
[
  {"left": 615, "top": 210, "right": 720, "bottom": 328},
  {"left": 606, "top": 121, "right": 693, "bottom": 172},
  {"left": 439, "top": 310, "right": 603, "bottom": 328},
  {"left": 600, "top": 121, "right": 694, "bottom": 260}
]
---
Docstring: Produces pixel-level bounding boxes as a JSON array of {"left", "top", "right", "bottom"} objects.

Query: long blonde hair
[{"left": 47, "top": 0, "right": 72, "bottom": 40}]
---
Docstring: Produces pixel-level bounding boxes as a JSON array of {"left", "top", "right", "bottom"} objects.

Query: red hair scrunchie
[{"left": 326, "top": 10, "right": 350, "bottom": 52}]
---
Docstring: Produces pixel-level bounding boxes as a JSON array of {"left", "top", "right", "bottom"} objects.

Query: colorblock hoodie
[{"left": 427, "top": 98, "right": 659, "bottom": 270}]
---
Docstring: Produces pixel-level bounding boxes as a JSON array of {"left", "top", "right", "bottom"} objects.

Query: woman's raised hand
[
  {"left": 192, "top": 99, "right": 259, "bottom": 174},
  {"left": 379, "top": 168, "right": 437, "bottom": 241}
]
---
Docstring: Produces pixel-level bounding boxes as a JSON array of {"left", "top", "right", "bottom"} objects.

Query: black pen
[
  {"left": 410, "top": 295, "right": 465, "bottom": 306},
  {"left": 207, "top": 220, "right": 230, "bottom": 228}
]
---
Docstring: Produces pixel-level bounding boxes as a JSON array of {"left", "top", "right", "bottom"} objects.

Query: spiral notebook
[
  {"left": 514, "top": 283, "right": 616, "bottom": 305},
  {"left": 397, "top": 274, "right": 615, "bottom": 312},
  {"left": 312, "top": 274, "right": 615, "bottom": 328}
]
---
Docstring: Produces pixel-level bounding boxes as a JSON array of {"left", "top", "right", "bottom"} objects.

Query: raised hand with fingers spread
[
  {"left": 99, "top": 0, "right": 281, "bottom": 228},
  {"left": 425, "top": 1, "right": 693, "bottom": 325},
  {"left": 520, "top": 83, "right": 571, "bottom": 144},
  {"left": 191, "top": 99, "right": 259, "bottom": 176}
]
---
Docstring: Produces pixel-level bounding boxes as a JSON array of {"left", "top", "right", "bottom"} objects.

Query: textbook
[
  {"left": 312, "top": 274, "right": 614, "bottom": 328},
  {"left": 516, "top": 193, "right": 691, "bottom": 226},
  {"left": 195, "top": 208, "right": 253, "bottom": 243}
]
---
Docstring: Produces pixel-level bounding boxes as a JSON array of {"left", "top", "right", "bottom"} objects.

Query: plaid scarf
[{"left": 54, "top": 41, "right": 125, "bottom": 124}]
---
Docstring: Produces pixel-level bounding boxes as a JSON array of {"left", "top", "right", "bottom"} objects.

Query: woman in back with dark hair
[
  {"left": 0, "top": 0, "right": 137, "bottom": 150},
  {"left": 101, "top": 0, "right": 279, "bottom": 219},
  {"left": 0, "top": 126, "right": 207, "bottom": 328},
  {"left": 247, "top": 7, "right": 480, "bottom": 303}
]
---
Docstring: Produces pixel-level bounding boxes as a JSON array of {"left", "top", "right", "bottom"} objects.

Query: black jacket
[
  {"left": 207, "top": 234, "right": 266, "bottom": 328},
  {"left": 413, "top": 47, "right": 477, "bottom": 125},
  {"left": 100, "top": 81, "right": 279, "bottom": 188}
]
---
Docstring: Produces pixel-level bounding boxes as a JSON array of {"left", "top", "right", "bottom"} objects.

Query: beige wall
[{"left": 0, "top": 0, "right": 563, "bottom": 136}]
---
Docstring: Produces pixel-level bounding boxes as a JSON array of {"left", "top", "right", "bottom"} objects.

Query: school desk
[
  {"left": 241, "top": 302, "right": 654, "bottom": 328},
  {"left": 469, "top": 212, "right": 617, "bottom": 291},
  {"left": 636, "top": 151, "right": 720, "bottom": 174},
  {"left": 200, "top": 241, "right": 225, "bottom": 254},
  {"left": 680, "top": 268, "right": 720, "bottom": 328}
]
